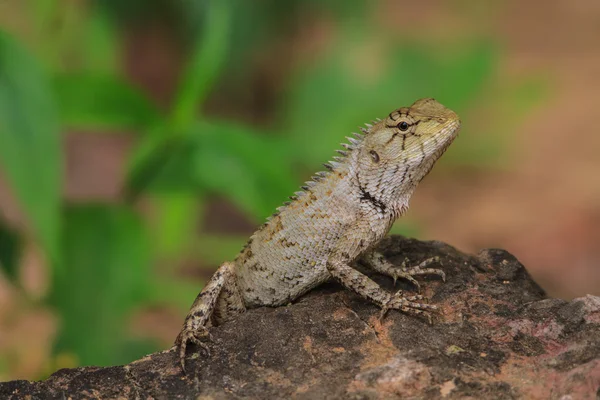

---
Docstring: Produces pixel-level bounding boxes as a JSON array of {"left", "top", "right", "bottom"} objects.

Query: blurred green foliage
[
  {"left": 0, "top": 0, "right": 545, "bottom": 374},
  {"left": 0, "top": 30, "right": 62, "bottom": 266},
  {"left": 54, "top": 74, "right": 161, "bottom": 130},
  {"left": 52, "top": 206, "right": 154, "bottom": 366}
]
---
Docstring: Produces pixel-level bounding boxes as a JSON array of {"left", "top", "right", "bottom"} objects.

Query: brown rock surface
[{"left": 1, "top": 236, "right": 599, "bottom": 399}]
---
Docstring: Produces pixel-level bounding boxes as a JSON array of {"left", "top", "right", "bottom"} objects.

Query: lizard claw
[
  {"left": 379, "top": 290, "right": 438, "bottom": 324},
  {"left": 396, "top": 257, "right": 444, "bottom": 291},
  {"left": 390, "top": 262, "right": 422, "bottom": 292},
  {"left": 394, "top": 272, "right": 421, "bottom": 292},
  {"left": 175, "top": 326, "right": 212, "bottom": 374},
  {"left": 379, "top": 303, "right": 391, "bottom": 322}
]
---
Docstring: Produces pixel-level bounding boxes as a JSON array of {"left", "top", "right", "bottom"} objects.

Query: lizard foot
[
  {"left": 391, "top": 256, "right": 445, "bottom": 292},
  {"left": 379, "top": 290, "right": 440, "bottom": 324},
  {"left": 175, "top": 326, "right": 213, "bottom": 373},
  {"left": 362, "top": 252, "right": 445, "bottom": 293}
]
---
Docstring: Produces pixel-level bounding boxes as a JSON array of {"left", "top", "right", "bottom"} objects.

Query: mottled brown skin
[{"left": 175, "top": 98, "right": 461, "bottom": 372}]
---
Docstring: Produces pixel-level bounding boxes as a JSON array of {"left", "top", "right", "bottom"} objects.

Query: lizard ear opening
[{"left": 369, "top": 150, "right": 380, "bottom": 163}]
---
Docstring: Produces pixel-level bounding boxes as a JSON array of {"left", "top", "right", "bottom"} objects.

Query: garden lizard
[{"left": 175, "top": 98, "right": 461, "bottom": 371}]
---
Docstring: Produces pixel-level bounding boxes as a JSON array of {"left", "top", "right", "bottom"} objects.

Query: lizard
[{"left": 175, "top": 97, "right": 461, "bottom": 371}]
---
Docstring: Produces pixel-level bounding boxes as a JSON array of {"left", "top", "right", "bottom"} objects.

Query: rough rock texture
[{"left": 2, "top": 236, "right": 599, "bottom": 399}]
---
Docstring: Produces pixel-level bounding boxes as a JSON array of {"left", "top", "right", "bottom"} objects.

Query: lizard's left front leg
[
  {"left": 361, "top": 251, "right": 445, "bottom": 292},
  {"left": 326, "top": 247, "right": 438, "bottom": 322}
]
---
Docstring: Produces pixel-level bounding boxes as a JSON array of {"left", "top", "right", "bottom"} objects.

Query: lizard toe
[{"left": 176, "top": 327, "right": 212, "bottom": 373}]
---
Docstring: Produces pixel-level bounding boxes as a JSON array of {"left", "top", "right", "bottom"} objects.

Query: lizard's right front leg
[
  {"left": 327, "top": 250, "right": 438, "bottom": 323},
  {"left": 175, "top": 261, "right": 244, "bottom": 372}
]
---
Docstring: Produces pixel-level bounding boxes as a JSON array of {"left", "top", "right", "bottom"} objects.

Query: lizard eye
[
  {"left": 398, "top": 121, "right": 409, "bottom": 131},
  {"left": 369, "top": 150, "right": 380, "bottom": 163}
]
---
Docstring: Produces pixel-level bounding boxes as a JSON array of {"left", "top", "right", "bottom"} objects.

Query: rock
[{"left": 1, "top": 236, "right": 599, "bottom": 399}]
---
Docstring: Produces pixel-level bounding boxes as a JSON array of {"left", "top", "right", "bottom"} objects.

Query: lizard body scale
[{"left": 175, "top": 98, "right": 461, "bottom": 371}]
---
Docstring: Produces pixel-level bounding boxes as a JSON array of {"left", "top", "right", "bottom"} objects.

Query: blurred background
[{"left": 0, "top": 0, "right": 598, "bottom": 380}]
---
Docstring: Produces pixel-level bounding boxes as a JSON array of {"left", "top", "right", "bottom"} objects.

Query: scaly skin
[{"left": 175, "top": 98, "right": 461, "bottom": 371}]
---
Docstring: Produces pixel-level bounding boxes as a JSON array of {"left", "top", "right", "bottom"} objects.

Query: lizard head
[{"left": 354, "top": 98, "right": 461, "bottom": 210}]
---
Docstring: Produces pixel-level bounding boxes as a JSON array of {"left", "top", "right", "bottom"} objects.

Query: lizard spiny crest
[{"left": 265, "top": 121, "right": 374, "bottom": 221}]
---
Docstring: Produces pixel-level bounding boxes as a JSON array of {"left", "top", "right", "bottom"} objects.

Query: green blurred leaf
[
  {"left": 30, "top": 0, "right": 65, "bottom": 69},
  {"left": 0, "top": 31, "right": 61, "bottom": 264},
  {"left": 51, "top": 205, "right": 152, "bottom": 366},
  {"left": 192, "top": 120, "right": 297, "bottom": 220},
  {"left": 125, "top": 130, "right": 199, "bottom": 200},
  {"left": 127, "top": 120, "right": 297, "bottom": 220},
  {"left": 0, "top": 218, "right": 21, "bottom": 283},
  {"left": 31, "top": 1, "right": 118, "bottom": 74},
  {"left": 151, "top": 193, "right": 199, "bottom": 260},
  {"left": 53, "top": 74, "right": 161, "bottom": 131},
  {"left": 193, "top": 234, "right": 247, "bottom": 266},
  {"left": 31, "top": 0, "right": 60, "bottom": 28},
  {"left": 147, "top": 277, "right": 207, "bottom": 311},
  {"left": 81, "top": 8, "right": 119, "bottom": 74},
  {"left": 170, "top": 0, "right": 232, "bottom": 132}
]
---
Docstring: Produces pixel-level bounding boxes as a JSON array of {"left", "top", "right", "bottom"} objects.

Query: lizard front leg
[
  {"left": 327, "top": 250, "right": 438, "bottom": 323},
  {"left": 175, "top": 261, "right": 245, "bottom": 372},
  {"left": 361, "top": 251, "right": 445, "bottom": 292}
]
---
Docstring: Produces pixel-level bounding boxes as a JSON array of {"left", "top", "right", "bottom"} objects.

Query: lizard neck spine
[{"left": 264, "top": 122, "right": 375, "bottom": 223}]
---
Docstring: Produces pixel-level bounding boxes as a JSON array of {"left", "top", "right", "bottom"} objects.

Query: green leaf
[
  {"left": 81, "top": 8, "right": 119, "bottom": 74},
  {"left": 191, "top": 120, "right": 297, "bottom": 220},
  {"left": 126, "top": 120, "right": 297, "bottom": 221},
  {"left": 0, "top": 218, "right": 21, "bottom": 283},
  {"left": 147, "top": 277, "right": 208, "bottom": 311},
  {"left": 0, "top": 31, "right": 61, "bottom": 264},
  {"left": 31, "top": 1, "right": 118, "bottom": 74},
  {"left": 193, "top": 234, "right": 248, "bottom": 266},
  {"left": 125, "top": 129, "right": 199, "bottom": 200},
  {"left": 51, "top": 205, "right": 152, "bottom": 366},
  {"left": 151, "top": 193, "right": 199, "bottom": 260},
  {"left": 30, "top": 0, "right": 64, "bottom": 69},
  {"left": 170, "top": 0, "right": 232, "bottom": 131},
  {"left": 53, "top": 74, "right": 161, "bottom": 131}
]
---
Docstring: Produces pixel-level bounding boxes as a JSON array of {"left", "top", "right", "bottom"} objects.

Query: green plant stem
[{"left": 169, "top": 0, "right": 232, "bottom": 134}]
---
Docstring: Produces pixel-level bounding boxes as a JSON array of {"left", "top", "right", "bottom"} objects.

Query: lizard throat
[{"left": 359, "top": 186, "right": 387, "bottom": 214}]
